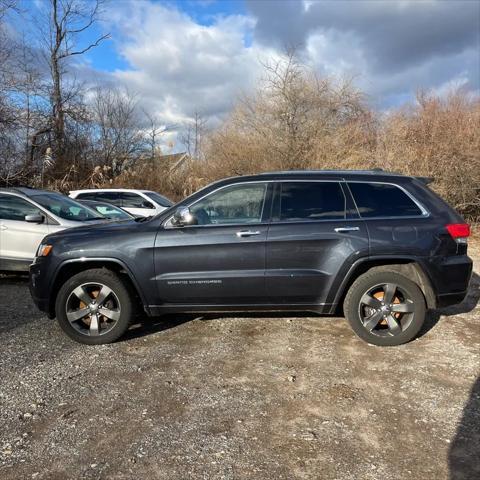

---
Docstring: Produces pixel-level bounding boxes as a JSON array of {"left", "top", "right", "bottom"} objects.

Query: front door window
[{"left": 190, "top": 183, "right": 267, "bottom": 226}]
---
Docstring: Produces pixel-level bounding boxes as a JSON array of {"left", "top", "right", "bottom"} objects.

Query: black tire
[
  {"left": 55, "top": 268, "right": 133, "bottom": 345},
  {"left": 344, "top": 270, "right": 426, "bottom": 346}
]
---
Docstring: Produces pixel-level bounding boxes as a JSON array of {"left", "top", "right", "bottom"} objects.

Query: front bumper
[{"left": 29, "top": 257, "right": 56, "bottom": 317}]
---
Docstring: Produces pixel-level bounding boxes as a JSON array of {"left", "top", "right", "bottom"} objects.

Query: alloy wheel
[
  {"left": 358, "top": 282, "right": 415, "bottom": 337},
  {"left": 65, "top": 282, "right": 121, "bottom": 336}
]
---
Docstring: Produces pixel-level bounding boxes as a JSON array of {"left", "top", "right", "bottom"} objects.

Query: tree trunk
[{"left": 51, "top": 0, "right": 65, "bottom": 167}]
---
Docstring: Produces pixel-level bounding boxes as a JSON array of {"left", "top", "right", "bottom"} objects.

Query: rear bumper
[
  {"left": 421, "top": 255, "right": 473, "bottom": 308},
  {"left": 436, "top": 291, "right": 469, "bottom": 308}
]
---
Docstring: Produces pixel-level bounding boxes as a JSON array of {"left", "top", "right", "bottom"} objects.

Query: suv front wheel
[
  {"left": 55, "top": 268, "right": 133, "bottom": 345},
  {"left": 344, "top": 270, "right": 426, "bottom": 346}
]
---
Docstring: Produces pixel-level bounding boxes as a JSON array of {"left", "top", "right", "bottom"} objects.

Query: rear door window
[
  {"left": 348, "top": 182, "right": 423, "bottom": 218},
  {"left": 94, "top": 192, "right": 121, "bottom": 207},
  {"left": 119, "top": 192, "right": 148, "bottom": 209},
  {"left": 275, "top": 182, "right": 346, "bottom": 222}
]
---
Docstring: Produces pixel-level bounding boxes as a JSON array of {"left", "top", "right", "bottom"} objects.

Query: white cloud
[
  {"left": 305, "top": 30, "right": 367, "bottom": 79},
  {"left": 104, "top": 1, "right": 267, "bottom": 129},
  {"left": 93, "top": 0, "right": 479, "bottom": 150}
]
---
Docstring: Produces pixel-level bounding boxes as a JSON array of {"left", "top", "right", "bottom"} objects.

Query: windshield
[
  {"left": 31, "top": 194, "right": 102, "bottom": 222},
  {"left": 144, "top": 191, "right": 173, "bottom": 208}
]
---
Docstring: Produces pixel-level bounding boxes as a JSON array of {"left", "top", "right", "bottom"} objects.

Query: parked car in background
[
  {"left": 30, "top": 170, "right": 472, "bottom": 346},
  {"left": 69, "top": 189, "right": 173, "bottom": 217},
  {"left": 0, "top": 188, "right": 105, "bottom": 272},
  {"left": 77, "top": 199, "right": 134, "bottom": 221}
]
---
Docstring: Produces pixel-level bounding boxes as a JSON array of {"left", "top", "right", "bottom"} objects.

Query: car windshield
[
  {"left": 31, "top": 193, "right": 103, "bottom": 222},
  {"left": 83, "top": 201, "right": 132, "bottom": 220},
  {"left": 144, "top": 191, "right": 173, "bottom": 208}
]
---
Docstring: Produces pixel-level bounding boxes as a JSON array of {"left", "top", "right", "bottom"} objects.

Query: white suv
[
  {"left": 0, "top": 188, "right": 105, "bottom": 272},
  {"left": 69, "top": 189, "right": 173, "bottom": 218}
]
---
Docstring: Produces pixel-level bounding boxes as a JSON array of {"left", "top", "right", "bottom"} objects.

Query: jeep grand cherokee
[{"left": 29, "top": 170, "right": 472, "bottom": 346}]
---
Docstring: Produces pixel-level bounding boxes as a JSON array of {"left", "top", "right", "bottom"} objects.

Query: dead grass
[{"left": 47, "top": 54, "right": 480, "bottom": 217}]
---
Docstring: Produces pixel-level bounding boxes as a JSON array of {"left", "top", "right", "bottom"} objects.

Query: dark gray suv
[{"left": 29, "top": 170, "right": 473, "bottom": 346}]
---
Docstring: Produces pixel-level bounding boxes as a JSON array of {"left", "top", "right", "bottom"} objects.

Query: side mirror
[
  {"left": 171, "top": 207, "right": 196, "bottom": 227},
  {"left": 142, "top": 200, "right": 154, "bottom": 209},
  {"left": 25, "top": 213, "right": 44, "bottom": 223}
]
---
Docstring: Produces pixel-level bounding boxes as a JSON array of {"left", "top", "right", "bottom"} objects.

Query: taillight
[{"left": 446, "top": 223, "right": 470, "bottom": 243}]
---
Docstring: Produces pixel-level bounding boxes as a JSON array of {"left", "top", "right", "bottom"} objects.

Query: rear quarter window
[{"left": 348, "top": 182, "right": 424, "bottom": 218}]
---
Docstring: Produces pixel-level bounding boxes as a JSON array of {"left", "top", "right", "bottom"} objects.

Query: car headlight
[{"left": 37, "top": 244, "right": 53, "bottom": 257}]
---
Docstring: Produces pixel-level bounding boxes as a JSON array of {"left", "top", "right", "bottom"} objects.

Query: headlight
[{"left": 37, "top": 244, "right": 53, "bottom": 257}]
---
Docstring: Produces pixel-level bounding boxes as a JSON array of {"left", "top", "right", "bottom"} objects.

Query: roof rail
[{"left": 415, "top": 176, "right": 434, "bottom": 185}]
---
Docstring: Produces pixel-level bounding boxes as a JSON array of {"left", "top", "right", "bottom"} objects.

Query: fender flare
[
  {"left": 330, "top": 255, "right": 436, "bottom": 310},
  {"left": 49, "top": 257, "right": 150, "bottom": 316}
]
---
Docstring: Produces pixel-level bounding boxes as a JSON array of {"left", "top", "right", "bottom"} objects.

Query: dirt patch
[{"left": 0, "top": 242, "right": 479, "bottom": 479}]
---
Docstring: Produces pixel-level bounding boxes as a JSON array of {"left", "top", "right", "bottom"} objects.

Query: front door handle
[
  {"left": 334, "top": 227, "right": 360, "bottom": 233},
  {"left": 0, "top": 224, "right": 6, "bottom": 231},
  {"left": 236, "top": 230, "right": 261, "bottom": 237}
]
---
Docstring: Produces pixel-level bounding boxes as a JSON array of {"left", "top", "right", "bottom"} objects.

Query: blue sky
[
  {"left": 80, "top": 0, "right": 249, "bottom": 72},
  {"left": 14, "top": 0, "right": 480, "bottom": 140}
]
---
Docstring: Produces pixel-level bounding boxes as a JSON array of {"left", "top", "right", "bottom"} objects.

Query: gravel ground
[{"left": 0, "top": 243, "right": 479, "bottom": 480}]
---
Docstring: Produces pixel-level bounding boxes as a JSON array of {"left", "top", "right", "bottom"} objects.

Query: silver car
[{"left": 0, "top": 187, "right": 105, "bottom": 272}]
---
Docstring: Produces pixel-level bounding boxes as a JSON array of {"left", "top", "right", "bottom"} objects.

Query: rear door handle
[
  {"left": 0, "top": 224, "right": 6, "bottom": 231},
  {"left": 334, "top": 227, "right": 360, "bottom": 233},
  {"left": 236, "top": 230, "right": 261, "bottom": 237}
]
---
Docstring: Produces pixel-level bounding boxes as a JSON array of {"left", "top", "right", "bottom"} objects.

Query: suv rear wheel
[
  {"left": 344, "top": 270, "right": 426, "bottom": 346},
  {"left": 55, "top": 268, "right": 133, "bottom": 345}
]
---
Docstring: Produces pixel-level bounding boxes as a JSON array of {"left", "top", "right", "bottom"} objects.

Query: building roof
[{"left": 155, "top": 152, "right": 190, "bottom": 172}]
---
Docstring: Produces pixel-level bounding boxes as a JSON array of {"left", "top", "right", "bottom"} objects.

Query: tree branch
[{"left": 59, "top": 33, "right": 110, "bottom": 58}]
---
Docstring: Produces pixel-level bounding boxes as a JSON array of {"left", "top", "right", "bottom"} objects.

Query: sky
[{"left": 18, "top": 0, "right": 480, "bottom": 145}]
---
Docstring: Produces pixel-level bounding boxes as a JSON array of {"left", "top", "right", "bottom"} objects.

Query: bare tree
[
  {"left": 180, "top": 110, "right": 208, "bottom": 159},
  {"left": 0, "top": 0, "right": 18, "bottom": 19},
  {"left": 0, "top": 1, "right": 17, "bottom": 127},
  {"left": 143, "top": 110, "right": 174, "bottom": 162},
  {"left": 12, "top": 37, "right": 47, "bottom": 167},
  {"left": 92, "top": 87, "right": 144, "bottom": 175},
  {"left": 202, "top": 49, "right": 370, "bottom": 178},
  {"left": 0, "top": 0, "right": 30, "bottom": 184},
  {"left": 241, "top": 49, "right": 367, "bottom": 169},
  {"left": 42, "top": 0, "right": 109, "bottom": 168}
]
